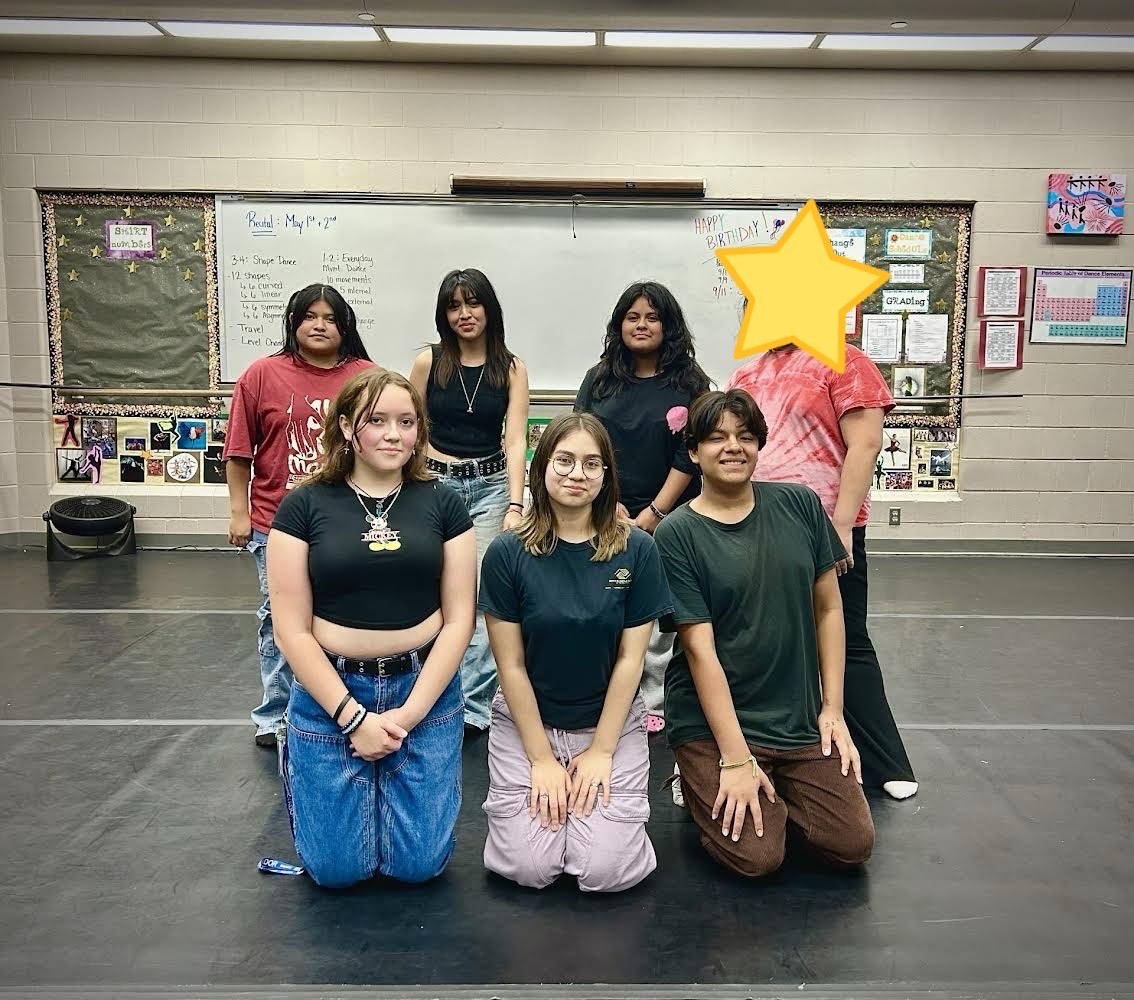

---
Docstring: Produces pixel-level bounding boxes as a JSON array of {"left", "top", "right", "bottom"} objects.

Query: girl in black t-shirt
[
  {"left": 574, "top": 281, "right": 712, "bottom": 735},
  {"left": 409, "top": 268, "right": 530, "bottom": 735},
  {"left": 478, "top": 413, "right": 672, "bottom": 893},
  {"left": 267, "top": 368, "right": 476, "bottom": 888}
]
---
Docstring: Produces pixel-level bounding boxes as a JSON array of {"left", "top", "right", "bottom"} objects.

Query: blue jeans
[
  {"left": 436, "top": 467, "right": 510, "bottom": 729},
  {"left": 281, "top": 659, "right": 464, "bottom": 888},
  {"left": 248, "top": 529, "right": 291, "bottom": 735}
]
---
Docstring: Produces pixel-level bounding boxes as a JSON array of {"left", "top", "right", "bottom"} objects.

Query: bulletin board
[
  {"left": 821, "top": 201, "right": 972, "bottom": 429},
  {"left": 41, "top": 191, "right": 220, "bottom": 417}
]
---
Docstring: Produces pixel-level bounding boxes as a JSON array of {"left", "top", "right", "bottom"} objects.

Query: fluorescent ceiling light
[
  {"left": 1032, "top": 35, "right": 1134, "bottom": 52},
  {"left": 0, "top": 18, "right": 161, "bottom": 36},
  {"left": 159, "top": 21, "right": 378, "bottom": 41},
  {"left": 821, "top": 33, "right": 1034, "bottom": 51},
  {"left": 605, "top": 30, "right": 815, "bottom": 49},
  {"left": 382, "top": 27, "right": 595, "bottom": 46}
]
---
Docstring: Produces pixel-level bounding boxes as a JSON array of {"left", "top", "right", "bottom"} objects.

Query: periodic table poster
[{"left": 1029, "top": 267, "right": 1131, "bottom": 345}]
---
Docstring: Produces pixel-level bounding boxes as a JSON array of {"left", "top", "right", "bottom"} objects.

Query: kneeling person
[
  {"left": 653, "top": 390, "right": 874, "bottom": 878},
  {"left": 479, "top": 413, "right": 672, "bottom": 892}
]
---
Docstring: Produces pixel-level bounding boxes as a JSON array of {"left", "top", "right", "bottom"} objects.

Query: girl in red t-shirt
[{"left": 223, "top": 283, "right": 374, "bottom": 748}]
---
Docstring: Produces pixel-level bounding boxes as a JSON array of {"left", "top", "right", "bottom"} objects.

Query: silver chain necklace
[
  {"left": 457, "top": 364, "right": 485, "bottom": 414},
  {"left": 348, "top": 478, "right": 403, "bottom": 530}
]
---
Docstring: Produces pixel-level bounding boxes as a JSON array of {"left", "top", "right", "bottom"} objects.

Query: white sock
[
  {"left": 882, "top": 780, "right": 919, "bottom": 800},
  {"left": 671, "top": 763, "right": 686, "bottom": 808}
]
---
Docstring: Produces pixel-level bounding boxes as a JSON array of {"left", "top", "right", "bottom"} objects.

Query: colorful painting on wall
[{"left": 1046, "top": 173, "right": 1125, "bottom": 235}]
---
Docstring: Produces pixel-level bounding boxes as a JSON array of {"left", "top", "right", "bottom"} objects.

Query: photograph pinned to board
[
  {"left": 527, "top": 417, "right": 551, "bottom": 461},
  {"left": 164, "top": 451, "right": 201, "bottom": 484},
  {"left": 929, "top": 448, "right": 953, "bottom": 477},
  {"left": 977, "top": 266, "right": 1027, "bottom": 317},
  {"left": 979, "top": 319, "right": 1025, "bottom": 370},
  {"left": 915, "top": 427, "right": 958, "bottom": 443},
  {"left": 176, "top": 419, "right": 208, "bottom": 450},
  {"left": 884, "top": 472, "right": 912, "bottom": 490},
  {"left": 204, "top": 445, "right": 226, "bottom": 484},
  {"left": 146, "top": 457, "right": 165, "bottom": 480},
  {"left": 917, "top": 478, "right": 935, "bottom": 489},
  {"left": 149, "top": 419, "right": 176, "bottom": 453},
  {"left": 1046, "top": 173, "right": 1125, "bottom": 235},
  {"left": 1030, "top": 268, "right": 1130, "bottom": 345},
  {"left": 881, "top": 428, "right": 912, "bottom": 470},
  {"left": 57, "top": 448, "right": 89, "bottom": 482},
  {"left": 893, "top": 366, "right": 927, "bottom": 399},
  {"left": 937, "top": 478, "right": 957, "bottom": 491},
  {"left": 210, "top": 418, "right": 228, "bottom": 444},
  {"left": 82, "top": 417, "right": 117, "bottom": 459},
  {"left": 120, "top": 455, "right": 146, "bottom": 483}
]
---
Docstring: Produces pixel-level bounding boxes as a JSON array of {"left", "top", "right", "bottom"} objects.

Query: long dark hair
[
  {"left": 432, "top": 268, "right": 515, "bottom": 389},
  {"left": 276, "top": 283, "right": 371, "bottom": 362},
  {"left": 591, "top": 280, "right": 711, "bottom": 400}
]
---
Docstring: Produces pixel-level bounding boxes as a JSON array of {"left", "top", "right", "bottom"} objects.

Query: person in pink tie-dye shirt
[{"left": 726, "top": 341, "right": 918, "bottom": 801}]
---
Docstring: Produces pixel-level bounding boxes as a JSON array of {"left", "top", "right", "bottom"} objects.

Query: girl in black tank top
[{"left": 409, "top": 268, "right": 530, "bottom": 733}]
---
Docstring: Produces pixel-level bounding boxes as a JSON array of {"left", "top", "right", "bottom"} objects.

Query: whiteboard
[{"left": 216, "top": 197, "right": 799, "bottom": 391}]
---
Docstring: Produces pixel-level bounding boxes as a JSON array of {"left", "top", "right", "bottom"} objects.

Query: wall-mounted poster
[
  {"left": 1030, "top": 268, "right": 1131, "bottom": 345},
  {"left": 1046, "top": 173, "right": 1125, "bottom": 235}
]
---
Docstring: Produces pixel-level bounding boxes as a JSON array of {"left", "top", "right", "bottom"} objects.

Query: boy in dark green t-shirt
[{"left": 653, "top": 390, "right": 875, "bottom": 878}]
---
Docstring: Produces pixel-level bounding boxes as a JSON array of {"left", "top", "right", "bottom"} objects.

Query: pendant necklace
[
  {"left": 457, "top": 364, "right": 485, "bottom": 414},
  {"left": 348, "top": 478, "right": 403, "bottom": 531}
]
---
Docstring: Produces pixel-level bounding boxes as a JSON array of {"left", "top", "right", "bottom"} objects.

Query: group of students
[{"left": 222, "top": 272, "right": 917, "bottom": 890}]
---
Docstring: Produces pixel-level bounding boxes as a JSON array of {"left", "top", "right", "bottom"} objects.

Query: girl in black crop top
[
  {"left": 409, "top": 268, "right": 530, "bottom": 735},
  {"left": 266, "top": 368, "right": 476, "bottom": 888}
]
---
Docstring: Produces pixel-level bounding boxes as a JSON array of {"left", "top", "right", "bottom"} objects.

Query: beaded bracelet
[
  {"left": 648, "top": 502, "right": 667, "bottom": 520},
  {"left": 340, "top": 706, "right": 367, "bottom": 737}
]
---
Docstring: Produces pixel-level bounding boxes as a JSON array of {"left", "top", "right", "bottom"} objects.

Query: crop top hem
[{"left": 314, "top": 606, "right": 442, "bottom": 631}]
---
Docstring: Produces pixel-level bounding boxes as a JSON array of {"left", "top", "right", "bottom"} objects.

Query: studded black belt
[
  {"left": 324, "top": 635, "right": 437, "bottom": 678},
  {"left": 425, "top": 450, "right": 506, "bottom": 479}
]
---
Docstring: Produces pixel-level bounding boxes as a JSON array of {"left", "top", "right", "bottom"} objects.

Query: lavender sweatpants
[{"left": 482, "top": 690, "right": 657, "bottom": 893}]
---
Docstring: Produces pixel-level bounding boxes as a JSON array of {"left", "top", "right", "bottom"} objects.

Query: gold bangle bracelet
[{"left": 719, "top": 754, "right": 756, "bottom": 771}]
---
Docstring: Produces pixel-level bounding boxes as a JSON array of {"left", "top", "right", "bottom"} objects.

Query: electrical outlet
[{"left": 888, "top": 507, "right": 901, "bottom": 526}]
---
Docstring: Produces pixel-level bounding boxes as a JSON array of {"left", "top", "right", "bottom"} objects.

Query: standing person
[
  {"left": 574, "top": 281, "right": 711, "bottom": 733},
  {"left": 409, "top": 268, "right": 529, "bottom": 734},
  {"left": 267, "top": 369, "right": 476, "bottom": 888},
  {"left": 224, "top": 283, "right": 373, "bottom": 749},
  {"left": 654, "top": 390, "right": 874, "bottom": 878},
  {"left": 479, "top": 413, "right": 671, "bottom": 892},
  {"left": 727, "top": 341, "right": 917, "bottom": 799}
]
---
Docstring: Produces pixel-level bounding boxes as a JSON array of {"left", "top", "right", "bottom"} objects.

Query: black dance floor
[{"left": 0, "top": 550, "right": 1131, "bottom": 1000}]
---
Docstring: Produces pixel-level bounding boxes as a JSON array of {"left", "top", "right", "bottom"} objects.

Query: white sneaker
[
  {"left": 670, "top": 763, "right": 686, "bottom": 808},
  {"left": 882, "top": 780, "right": 919, "bottom": 800}
]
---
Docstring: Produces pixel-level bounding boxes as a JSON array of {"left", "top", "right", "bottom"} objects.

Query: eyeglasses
[{"left": 550, "top": 454, "right": 607, "bottom": 479}]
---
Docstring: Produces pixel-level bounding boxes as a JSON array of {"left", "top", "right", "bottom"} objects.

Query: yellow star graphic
[
  {"left": 164, "top": 213, "right": 176, "bottom": 227},
  {"left": 182, "top": 268, "right": 194, "bottom": 281},
  {"left": 159, "top": 247, "right": 171, "bottom": 259},
  {"left": 75, "top": 213, "right": 85, "bottom": 226},
  {"left": 194, "top": 308, "right": 207, "bottom": 322},
  {"left": 89, "top": 245, "right": 103, "bottom": 259},
  {"left": 62, "top": 307, "right": 74, "bottom": 320},
  {"left": 716, "top": 200, "right": 890, "bottom": 373},
  {"left": 67, "top": 269, "right": 79, "bottom": 281},
  {"left": 127, "top": 260, "right": 139, "bottom": 274},
  {"left": 192, "top": 238, "right": 203, "bottom": 252},
  {"left": 124, "top": 206, "right": 134, "bottom": 218},
  {"left": 57, "top": 234, "right": 69, "bottom": 247}
]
